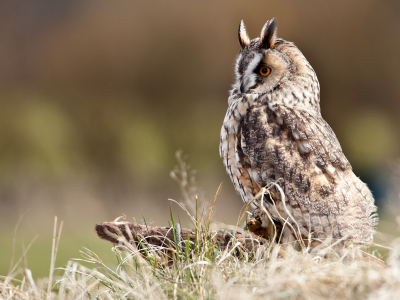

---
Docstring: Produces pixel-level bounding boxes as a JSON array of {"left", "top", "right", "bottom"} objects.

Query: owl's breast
[{"left": 240, "top": 104, "right": 311, "bottom": 187}]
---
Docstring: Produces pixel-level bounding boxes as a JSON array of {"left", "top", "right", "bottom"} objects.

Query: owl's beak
[
  {"left": 240, "top": 81, "right": 247, "bottom": 93},
  {"left": 240, "top": 77, "right": 256, "bottom": 93}
]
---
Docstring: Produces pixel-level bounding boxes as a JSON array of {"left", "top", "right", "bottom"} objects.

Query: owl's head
[{"left": 234, "top": 19, "right": 320, "bottom": 113}]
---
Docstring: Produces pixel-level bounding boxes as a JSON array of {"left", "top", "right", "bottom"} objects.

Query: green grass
[{"left": 0, "top": 229, "right": 118, "bottom": 281}]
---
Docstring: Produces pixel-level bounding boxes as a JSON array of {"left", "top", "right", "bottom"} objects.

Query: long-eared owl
[{"left": 219, "top": 18, "right": 377, "bottom": 243}]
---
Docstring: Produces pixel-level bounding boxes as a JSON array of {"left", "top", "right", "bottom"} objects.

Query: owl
[{"left": 220, "top": 18, "right": 377, "bottom": 245}]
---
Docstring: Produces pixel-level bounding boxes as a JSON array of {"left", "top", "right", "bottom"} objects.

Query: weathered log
[{"left": 95, "top": 221, "right": 268, "bottom": 253}]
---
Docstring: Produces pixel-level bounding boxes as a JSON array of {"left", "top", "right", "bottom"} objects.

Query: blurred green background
[{"left": 1, "top": 0, "right": 400, "bottom": 279}]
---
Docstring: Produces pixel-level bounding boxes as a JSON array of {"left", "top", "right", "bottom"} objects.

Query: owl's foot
[{"left": 246, "top": 216, "right": 267, "bottom": 238}]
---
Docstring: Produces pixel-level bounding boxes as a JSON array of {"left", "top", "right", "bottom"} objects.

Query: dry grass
[
  {"left": 1, "top": 154, "right": 400, "bottom": 300},
  {"left": 1, "top": 210, "right": 400, "bottom": 300}
]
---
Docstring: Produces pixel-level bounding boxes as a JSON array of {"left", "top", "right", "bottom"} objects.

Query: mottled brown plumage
[{"left": 220, "top": 18, "right": 377, "bottom": 244}]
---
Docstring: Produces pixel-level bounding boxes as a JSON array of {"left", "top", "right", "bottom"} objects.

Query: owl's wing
[
  {"left": 269, "top": 103, "right": 351, "bottom": 172},
  {"left": 239, "top": 103, "right": 355, "bottom": 239}
]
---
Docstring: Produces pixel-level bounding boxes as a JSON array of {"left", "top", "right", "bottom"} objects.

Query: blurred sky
[{"left": 1, "top": 0, "right": 400, "bottom": 277}]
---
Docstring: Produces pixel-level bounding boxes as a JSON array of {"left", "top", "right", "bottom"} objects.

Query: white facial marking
[
  {"left": 246, "top": 53, "right": 263, "bottom": 76},
  {"left": 242, "top": 53, "right": 263, "bottom": 91}
]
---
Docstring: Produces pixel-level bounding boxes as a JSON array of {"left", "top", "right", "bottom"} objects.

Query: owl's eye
[{"left": 259, "top": 66, "right": 271, "bottom": 76}]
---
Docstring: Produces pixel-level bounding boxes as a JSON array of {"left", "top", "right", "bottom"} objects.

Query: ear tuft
[
  {"left": 238, "top": 20, "right": 250, "bottom": 49},
  {"left": 260, "top": 18, "right": 277, "bottom": 49}
]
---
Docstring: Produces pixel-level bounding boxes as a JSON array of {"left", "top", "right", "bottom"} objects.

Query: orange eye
[{"left": 259, "top": 66, "right": 271, "bottom": 76}]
